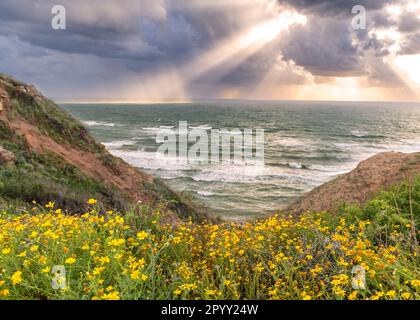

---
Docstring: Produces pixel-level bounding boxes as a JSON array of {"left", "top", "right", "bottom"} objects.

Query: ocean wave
[
  {"left": 197, "top": 190, "right": 215, "bottom": 196},
  {"left": 189, "top": 125, "right": 212, "bottom": 130},
  {"left": 106, "top": 146, "right": 345, "bottom": 185},
  {"left": 274, "top": 137, "right": 310, "bottom": 147},
  {"left": 102, "top": 140, "right": 136, "bottom": 148},
  {"left": 108, "top": 149, "right": 193, "bottom": 172},
  {"left": 82, "top": 120, "right": 118, "bottom": 127},
  {"left": 287, "top": 162, "right": 304, "bottom": 169},
  {"left": 142, "top": 126, "right": 175, "bottom": 132},
  {"left": 189, "top": 163, "right": 335, "bottom": 185},
  {"left": 142, "top": 127, "right": 161, "bottom": 131},
  {"left": 350, "top": 130, "right": 369, "bottom": 138},
  {"left": 219, "top": 130, "right": 243, "bottom": 136}
]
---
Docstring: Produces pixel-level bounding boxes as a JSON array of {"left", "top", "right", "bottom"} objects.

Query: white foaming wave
[
  {"left": 109, "top": 148, "right": 322, "bottom": 184},
  {"left": 142, "top": 127, "right": 175, "bottom": 138},
  {"left": 333, "top": 142, "right": 358, "bottom": 149},
  {"left": 108, "top": 148, "right": 310, "bottom": 184},
  {"left": 274, "top": 136, "right": 311, "bottom": 147},
  {"left": 307, "top": 163, "right": 353, "bottom": 174},
  {"left": 142, "top": 127, "right": 161, "bottom": 131},
  {"left": 351, "top": 130, "right": 369, "bottom": 138},
  {"left": 392, "top": 139, "right": 420, "bottom": 153},
  {"left": 109, "top": 149, "right": 193, "bottom": 172},
  {"left": 197, "top": 190, "right": 215, "bottom": 196},
  {"left": 189, "top": 125, "right": 212, "bottom": 130},
  {"left": 142, "top": 126, "right": 175, "bottom": 132},
  {"left": 102, "top": 140, "right": 136, "bottom": 149},
  {"left": 190, "top": 163, "right": 332, "bottom": 184},
  {"left": 192, "top": 164, "right": 266, "bottom": 183},
  {"left": 219, "top": 130, "right": 243, "bottom": 136},
  {"left": 82, "top": 120, "right": 117, "bottom": 127},
  {"left": 287, "top": 162, "right": 303, "bottom": 169}
]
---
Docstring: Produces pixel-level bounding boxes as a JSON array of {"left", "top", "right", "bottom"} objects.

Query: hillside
[
  {"left": 0, "top": 74, "right": 210, "bottom": 222},
  {"left": 0, "top": 74, "right": 418, "bottom": 300},
  {"left": 0, "top": 174, "right": 418, "bottom": 300},
  {"left": 292, "top": 151, "right": 420, "bottom": 213}
]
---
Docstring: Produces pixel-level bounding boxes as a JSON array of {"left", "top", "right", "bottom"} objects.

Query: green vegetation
[
  {"left": 0, "top": 73, "right": 418, "bottom": 300},
  {"left": 1, "top": 74, "right": 103, "bottom": 154},
  {"left": 341, "top": 176, "right": 420, "bottom": 248},
  {"left": 0, "top": 150, "right": 128, "bottom": 212},
  {"left": 0, "top": 74, "right": 210, "bottom": 220},
  {"left": 0, "top": 177, "right": 418, "bottom": 300},
  {"left": 141, "top": 178, "right": 217, "bottom": 223}
]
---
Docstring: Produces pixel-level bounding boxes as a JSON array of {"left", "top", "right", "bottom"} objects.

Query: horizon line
[{"left": 56, "top": 97, "right": 420, "bottom": 105}]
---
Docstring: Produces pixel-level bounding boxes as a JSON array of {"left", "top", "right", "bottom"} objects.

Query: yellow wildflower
[
  {"left": 45, "top": 201, "right": 55, "bottom": 209},
  {"left": 65, "top": 257, "right": 76, "bottom": 265},
  {"left": 11, "top": 271, "right": 23, "bottom": 285},
  {"left": 42, "top": 267, "right": 50, "bottom": 273},
  {"left": 0, "top": 289, "right": 10, "bottom": 296},
  {"left": 137, "top": 231, "right": 149, "bottom": 240},
  {"left": 99, "top": 256, "right": 110, "bottom": 264},
  {"left": 102, "top": 291, "right": 120, "bottom": 300},
  {"left": 409, "top": 280, "right": 420, "bottom": 288},
  {"left": 401, "top": 293, "right": 411, "bottom": 300},
  {"left": 348, "top": 291, "right": 358, "bottom": 300}
]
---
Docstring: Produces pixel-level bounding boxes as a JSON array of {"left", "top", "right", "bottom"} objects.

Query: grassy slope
[
  {"left": 0, "top": 74, "right": 213, "bottom": 222},
  {"left": 0, "top": 177, "right": 418, "bottom": 300},
  {"left": 0, "top": 74, "right": 418, "bottom": 300},
  {"left": 0, "top": 75, "right": 130, "bottom": 212}
]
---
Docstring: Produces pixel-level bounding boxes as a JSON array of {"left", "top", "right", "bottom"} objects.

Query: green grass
[{"left": 0, "top": 177, "right": 418, "bottom": 300}]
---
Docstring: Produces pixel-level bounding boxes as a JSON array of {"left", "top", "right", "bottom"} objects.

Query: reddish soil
[{"left": 292, "top": 151, "right": 420, "bottom": 213}]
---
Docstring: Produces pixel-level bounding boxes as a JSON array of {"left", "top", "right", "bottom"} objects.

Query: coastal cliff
[
  {"left": 292, "top": 151, "right": 420, "bottom": 213},
  {"left": 1, "top": 73, "right": 419, "bottom": 222},
  {"left": 0, "top": 75, "right": 418, "bottom": 300},
  {"left": 0, "top": 74, "right": 210, "bottom": 222}
]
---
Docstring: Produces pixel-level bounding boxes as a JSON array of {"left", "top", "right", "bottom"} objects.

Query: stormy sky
[{"left": 0, "top": 0, "right": 419, "bottom": 101}]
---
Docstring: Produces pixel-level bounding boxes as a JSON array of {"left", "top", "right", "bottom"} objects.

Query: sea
[{"left": 62, "top": 100, "right": 420, "bottom": 221}]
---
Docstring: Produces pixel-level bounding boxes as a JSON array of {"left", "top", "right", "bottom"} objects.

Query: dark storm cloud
[
  {"left": 280, "top": 17, "right": 364, "bottom": 77},
  {"left": 275, "top": 0, "right": 419, "bottom": 84},
  {"left": 397, "top": 10, "right": 420, "bottom": 33},
  {"left": 0, "top": 0, "right": 417, "bottom": 100},
  {"left": 0, "top": 0, "right": 168, "bottom": 61},
  {"left": 0, "top": 0, "right": 283, "bottom": 93},
  {"left": 399, "top": 33, "right": 420, "bottom": 54},
  {"left": 277, "top": 0, "right": 397, "bottom": 16},
  {"left": 0, "top": 0, "right": 258, "bottom": 68}
]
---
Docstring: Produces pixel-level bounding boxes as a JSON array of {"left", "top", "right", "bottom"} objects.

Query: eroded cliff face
[
  {"left": 292, "top": 151, "right": 420, "bottom": 213},
  {"left": 0, "top": 74, "right": 210, "bottom": 223}
]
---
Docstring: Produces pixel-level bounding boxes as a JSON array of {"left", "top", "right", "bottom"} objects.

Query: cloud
[
  {"left": 280, "top": 17, "right": 364, "bottom": 77},
  {"left": 0, "top": 0, "right": 417, "bottom": 100},
  {"left": 397, "top": 10, "right": 420, "bottom": 32},
  {"left": 275, "top": 0, "right": 420, "bottom": 87},
  {"left": 399, "top": 32, "right": 420, "bottom": 54},
  {"left": 277, "top": 0, "right": 397, "bottom": 16}
]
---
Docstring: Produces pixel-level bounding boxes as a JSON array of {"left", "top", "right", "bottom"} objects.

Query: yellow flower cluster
[{"left": 0, "top": 204, "right": 418, "bottom": 300}]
